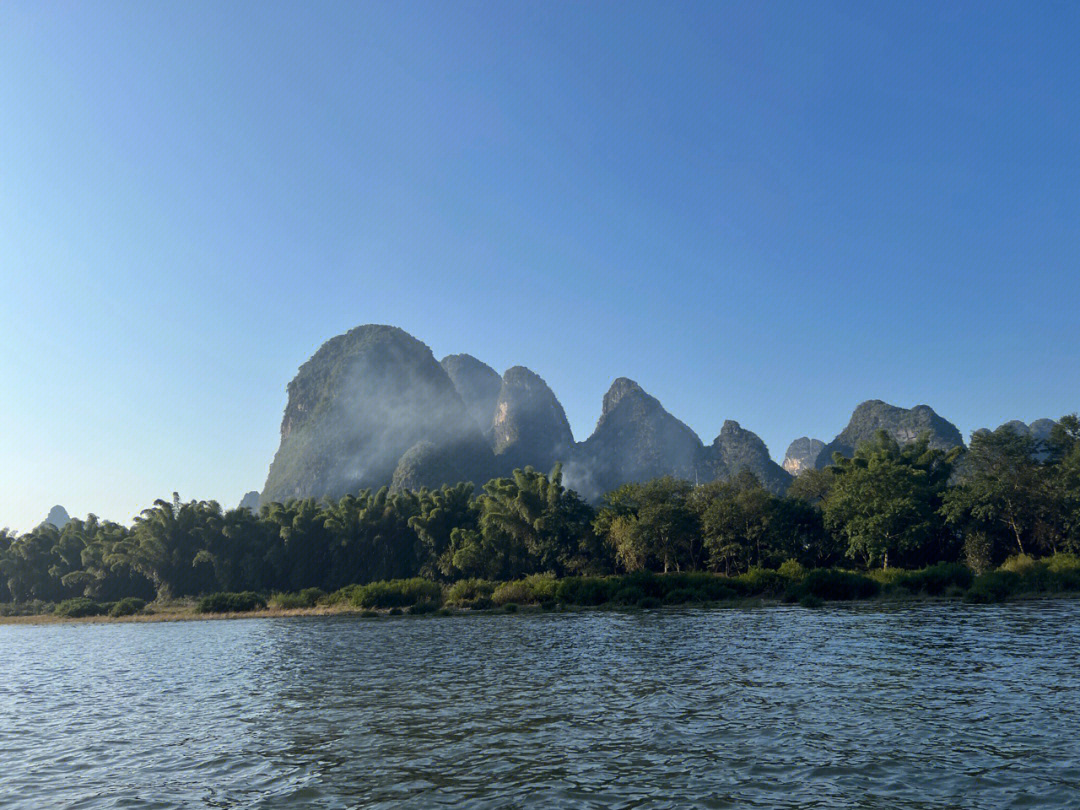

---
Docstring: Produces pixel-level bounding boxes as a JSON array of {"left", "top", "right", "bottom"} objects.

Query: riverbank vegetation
[{"left": 2, "top": 418, "right": 1079, "bottom": 620}]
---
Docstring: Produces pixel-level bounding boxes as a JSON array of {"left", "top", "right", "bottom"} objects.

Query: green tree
[
  {"left": 408, "top": 483, "right": 478, "bottom": 579},
  {"left": 465, "top": 466, "right": 593, "bottom": 579},
  {"left": 695, "top": 470, "right": 776, "bottom": 574},
  {"left": 943, "top": 426, "right": 1050, "bottom": 559},
  {"left": 823, "top": 432, "right": 951, "bottom": 568},
  {"left": 597, "top": 477, "right": 699, "bottom": 573}
]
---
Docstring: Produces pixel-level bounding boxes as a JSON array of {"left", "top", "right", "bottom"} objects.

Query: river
[{"left": 2, "top": 601, "right": 1078, "bottom": 808}]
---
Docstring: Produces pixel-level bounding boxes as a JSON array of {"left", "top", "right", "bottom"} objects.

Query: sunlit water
[{"left": 2, "top": 601, "right": 1079, "bottom": 809}]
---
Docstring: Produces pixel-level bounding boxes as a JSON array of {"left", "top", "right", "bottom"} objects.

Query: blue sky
[{"left": 2, "top": 1, "right": 1078, "bottom": 531}]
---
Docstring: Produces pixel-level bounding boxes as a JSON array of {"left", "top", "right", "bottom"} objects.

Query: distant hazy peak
[{"left": 45, "top": 505, "right": 70, "bottom": 530}]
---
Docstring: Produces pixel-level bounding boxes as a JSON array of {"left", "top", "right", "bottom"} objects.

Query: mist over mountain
[
  {"left": 490, "top": 366, "right": 575, "bottom": 477},
  {"left": 440, "top": 354, "right": 502, "bottom": 435},
  {"left": 815, "top": 400, "right": 965, "bottom": 469},
  {"left": 261, "top": 325, "right": 492, "bottom": 502},
  {"left": 259, "top": 326, "right": 991, "bottom": 504}
]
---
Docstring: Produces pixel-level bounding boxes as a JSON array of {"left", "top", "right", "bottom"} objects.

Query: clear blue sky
[{"left": 2, "top": 1, "right": 1078, "bottom": 531}]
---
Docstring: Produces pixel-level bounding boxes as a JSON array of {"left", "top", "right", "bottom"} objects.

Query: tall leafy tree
[
  {"left": 824, "top": 432, "right": 953, "bottom": 568},
  {"left": 943, "top": 426, "right": 1050, "bottom": 560}
]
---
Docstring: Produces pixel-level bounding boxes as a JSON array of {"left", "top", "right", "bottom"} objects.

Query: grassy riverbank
[{"left": 4, "top": 553, "right": 1078, "bottom": 625}]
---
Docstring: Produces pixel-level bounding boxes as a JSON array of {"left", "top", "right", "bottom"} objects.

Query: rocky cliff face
[
  {"left": 261, "top": 325, "right": 492, "bottom": 502},
  {"left": 440, "top": 354, "right": 502, "bottom": 434},
  {"left": 568, "top": 378, "right": 702, "bottom": 499},
  {"left": 701, "top": 421, "right": 792, "bottom": 494},
  {"left": 490, "top": 366, "right": 575, "bottom": 476},
  {"left": 260, "top": 325, "right": 985, "bottom": 503},
  {"left": 783, "top": 437, "right": 825, "bottom": 476},
  {"left": 816, "top": 400, "right": 964, "bottom": 468},
  {"left": 238, "top": 491, "right": 261, "bottom": 512}
]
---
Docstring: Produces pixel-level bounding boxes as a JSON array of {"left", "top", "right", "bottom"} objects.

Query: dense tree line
[{"left": 2, "top": 416, "right": 1079, "bottom": 605}]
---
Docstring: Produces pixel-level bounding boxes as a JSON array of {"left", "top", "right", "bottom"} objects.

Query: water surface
[{"left": 2, "top": 601, "right": 1078, "bottom": 809}]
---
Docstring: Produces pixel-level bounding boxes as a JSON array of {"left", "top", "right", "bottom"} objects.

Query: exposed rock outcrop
[
  {"left": 816, "top": 400, "right": 964, "bottom": 468},
  {"left": 568, "top": 378, "right": 702, "bottom": 499},
  {"left": 783, "top": 437, "right": 825, "bottom": 476},
  {"left": 490, "top": 366, "right": 575, "bottom": 476},
  {"left": 700, "top": 421, "right": 792, "bottom": 494}
]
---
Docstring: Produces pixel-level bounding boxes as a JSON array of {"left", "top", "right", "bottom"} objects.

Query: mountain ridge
[{"left": 261, "top": 325, "right": 989, "bottom": 503}]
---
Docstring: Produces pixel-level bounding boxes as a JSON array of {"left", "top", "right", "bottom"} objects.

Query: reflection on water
[{"left": 1, "top": 601, "right": 1078, "bottom": 809}]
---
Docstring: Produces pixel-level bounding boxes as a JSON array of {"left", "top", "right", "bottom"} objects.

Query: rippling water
[{"left": 2, "top": 601, "right": 1079, "bottom": 809}]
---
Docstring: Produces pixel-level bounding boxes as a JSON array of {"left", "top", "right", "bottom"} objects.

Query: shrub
[
  {"left": 196, "top": 592, "right": 267, "bottom": 614},
  {"left": 796, "top": 570, "right": 879, "bottom": 602},
  {"left": 555, "top": 577, "right": 613, "bottom": 606},
  {"left": 350, "top": 579, "right": 443, "bottom": 609},
  {"left": 108, "top": 597, "right": 146, "bottom": 617},
  {"left": 407, "top": 600, "right": 438, "bottom": 615},
  {"left": 469, "top": 596, "right": 495, "bottom": 610},
  {"left": 360, "top": 609, "right": 379, "bottom": 618},
  {"left": 799, "top": 594, "right": 824, "bottom": 609},
  {"left": 445, "top": 579, "right": 496, "bottom": 606},
  {"left": 0, "top": 600, "right": 53, "bottom": 617},
  {"left": 964, "top": 570, "right": 1022, "bottom": 603},
  {"left": 613, "top": 586, "right": 645, "bottom": 605},
  {"left": 663, "top": 588, "right": 697, "bottom": 605},
  {"left": 501, "top": 602, "right": 519, "bottom": 613},
  {"left": 868, "top": 567, "right": 909, "bottom": 587},
  {"left": 388, "top": 607, "right": 403, "bottom": 616},
  {"left": 269, "top": 588, "right": 326, "bottom": 610},
  {"left": 1045, "top": 553, "right": 1080, "bottom": 574},
  {"left": 671, "top": 573, "right": 737, "bottom": 601},
  {"left": 492, "top": 574, "right": 557, "bottom": 606},
  {"left": 736, "top": 567, "right": 786, "bottom": 596},
  {"left": 1001, "top": 555, "right": 1056, "bottom": 592},
  {"left": 638, "top": 596, "right": 662, "bottom": 609},
  {"left": 1046, "top": 554, "right": 1080, "bottom": 591},
  {"left": 1000, "top": 554, "right": 1038, "bottom": 575},
  {"left": 621, "top": 571, "right": 662, "bottom": 598},
  {"left": 55, "top": 598, "right": 106, "bottom": 618},
  {"left": 778, "top": 559, "right": 806, "bottom": 580},
  {"left": 323, "top": 585, "right": 363, "bottom": 605},
  {"left": 895, "top": 563, "right": 974, "bottom": 595}
]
